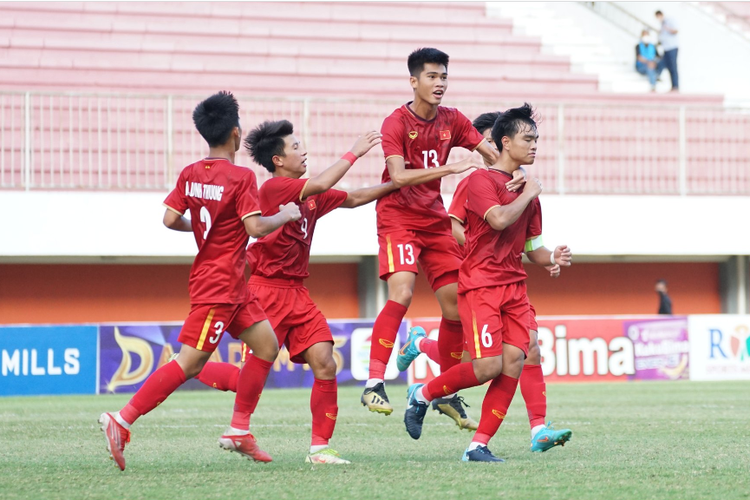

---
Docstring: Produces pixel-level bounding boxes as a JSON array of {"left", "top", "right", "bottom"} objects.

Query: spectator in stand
[
  {"left": 655, "top": 279, "right": 673, "bottom": 315},
  {"left": 655, "top": 10, "right": 679, "bottom": 92},
  {"left": 635, "top": 29, "right": 659, "bottom": 92}
]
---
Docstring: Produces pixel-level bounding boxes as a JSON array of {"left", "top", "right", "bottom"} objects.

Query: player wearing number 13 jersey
[
  {"left": 98, "top": 92, "right": 301, "bottom": 471},
  {"left": 363, "top": 48, "right": 512, "bottom": 425},
  {"left": 194, "top": 119, "right": 393, "bottom": 464}
]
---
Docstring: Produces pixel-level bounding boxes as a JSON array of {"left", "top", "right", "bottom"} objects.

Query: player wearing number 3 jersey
[
  {"left": 362, "top": 48, "right": 523, "bottom": 426},
  {"left": 98, "top": 92, "right": 301, "bottom": 471}
]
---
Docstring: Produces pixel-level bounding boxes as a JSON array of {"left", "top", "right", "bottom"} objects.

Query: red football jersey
[
  {"left": 247, "top": 176, "right": 348, "bottom": 280},
  {"left": 458, "top": 168, "right": 542, "bottom": 293},
  {"left": 447, "top": 174, "right": 471, "bottom": 224},
  {"left": 163, "top": 158, "right": 261, "bottom": 304},
  {"left": 376, "top": 103, "right": 485, "bottom": 232}
]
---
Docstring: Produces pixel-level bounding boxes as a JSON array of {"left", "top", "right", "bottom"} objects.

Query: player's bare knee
[
  {"left": 526, "top": 342, "right": 541, "bottom": 365},
  {"left": 311, "top": 356, "right": 337, "bottom": 380},
  {"left": 389, "top": 286, "right": 413, "bottom": 307},
  {"left": 472, "top": 357, "right": 502, "bottom": 383}
]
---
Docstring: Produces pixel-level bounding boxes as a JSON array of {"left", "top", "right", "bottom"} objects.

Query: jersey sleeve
[
  {"left": 467, "top": 173, "right": 502, "bottom": 220},
  {"left": 237, "top": 171, "right": 262, "bottom": 220},
  {"left": 448, "top": 176, "right": 470, "bottom": 223},
  {"left": 453, "top": 110, "right": 485, "bottom": 152},
  {"left": 380, "top": 112, "right": 406, "bottom": 161},
  {"left": 259, "top": 176, "right": 308, "bottom": 214},
  {"left": 163, "top": 169, "right": 188, "bottom": 215},
  {"left": 526, "top": 199, "right": 542, "bottom": 239},
  {"left": 316, "top": 188, "right": 348, "bottom": 217}
]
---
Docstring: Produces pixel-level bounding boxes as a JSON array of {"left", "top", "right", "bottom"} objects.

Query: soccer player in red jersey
[
  {"left": 361, "top": 48, "right": 524, "bottom": 427},
  {"left": 399, "top": 110, "right": 573, "bottom": 452},
  {"left": 194, "top": 119, "right": 394, "bottom": 464},
  {"left": 403, "top": 104, "right": 572, "bottom": 462},
  {"left": 98, "top": 92, "right": 301, "bottom": 471}
]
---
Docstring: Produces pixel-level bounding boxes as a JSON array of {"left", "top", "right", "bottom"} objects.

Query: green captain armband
[{"left": 524, "top": 235, "right": 544, "bottom": 253}]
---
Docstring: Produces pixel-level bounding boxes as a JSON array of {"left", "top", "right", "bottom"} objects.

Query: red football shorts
[
  {"left": 529, "top": 302, "right": 538, "bottom": 332},
  {"left": 458, "top": 281, "right": 531, "bottom": 360},
  {"left": 377, "top": 227, "right": 463, "bottom": 291},
  {"left": 179, "top": 295, "right": 267, "bottom": 353},
  {"left": 247, "top": 276, "right": 332, "bottom": 364}
]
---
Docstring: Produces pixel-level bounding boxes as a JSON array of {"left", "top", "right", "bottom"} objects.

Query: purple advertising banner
[
  {"left": 623, "top": 317, "right": 689, "bottom": 381},
  {"left": 99, "top": 320, "right": 408, "bottom": 394}
]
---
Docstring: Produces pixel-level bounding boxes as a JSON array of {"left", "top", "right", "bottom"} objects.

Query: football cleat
[
  {"left": 361, "top": 382, "right": 393, "bottom": 415},
  {"left": 530, "top": 421, "right": 572, "bottom": 452},
  {"left": 432, "top": 396, "right": 479, "bottom": 431},
  {"left": 404, "top": 383, "right": 429, "bottom": 440},
  {"left": 461, "top": 445, "right": 505, "bottom": 463},
  {"left": 305, "top": 448, "right": 351, "bottom": 465},
  {"left": 397, "top": 326, "right": 426, "bottom": 372},
  {"left": 218, "top": 433, "right": 273, "bottom": 462},
  {"left": 98, "top": 412, "right": 130, "bottom": 471}
]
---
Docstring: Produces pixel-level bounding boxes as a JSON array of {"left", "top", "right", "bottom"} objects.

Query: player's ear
[
  {"left": 501, "top": 135, "right": 511, "bottom": 151},
  {"left": 272, "top": 154, "right": 284, "bottom": 169},
  {"left": 409, "top": 74, "right": 418, "bottom": 90}
]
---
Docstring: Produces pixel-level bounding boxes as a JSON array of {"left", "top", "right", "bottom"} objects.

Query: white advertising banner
[{"left": 688, "top": 315, "right": 750, "bottom": 381}]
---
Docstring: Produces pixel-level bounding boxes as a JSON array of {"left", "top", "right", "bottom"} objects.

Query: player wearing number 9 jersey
[
  {"left": 98, "top": 91, "right": 301, "bottom": 471},
  {"left": 194, "top": 119, "right": 394, "bottom": 464}
]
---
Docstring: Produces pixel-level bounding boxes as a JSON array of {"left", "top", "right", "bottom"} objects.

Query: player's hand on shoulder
[
  {"left": 350, "top": 131, "right": 383, "bottom": 158},
  {"left": 506, "top": 167, "right": 527, "bottom": 192},
  {"left": 554, "top": 245, "right": 572, "bottom": 267},
  {"left": 450, "top": 154, "right": 485, "bottom": 174},
  {"left": 279, "top": 202, "right": 302, "bottom": 222}
]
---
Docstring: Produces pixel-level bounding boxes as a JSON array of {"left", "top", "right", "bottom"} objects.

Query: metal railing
[
  {"left": 579, "top": 2, "right": 660, "bottom": 37},
  {"left": 1, "top": 91, "right": 749, "bottom": 195}
]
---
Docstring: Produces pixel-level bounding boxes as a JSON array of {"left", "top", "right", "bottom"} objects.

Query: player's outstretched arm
[
  {"left": 340, "top": 181, "right": 397, "bottom": 208},
  {"left": 244, "top": 202, "right": 302, "bottom": 238},
  {"left": 163, "top": 208, "right": 193, "bottom": 232},
  {"left": 485, "top": 178, "right": 542, "bottom": 231},
  {"left": 302, "top": 131, "right": 382, "bottom": 199},
  {"left": 388, "top": 155, "right": 483, "bottom": 188}
]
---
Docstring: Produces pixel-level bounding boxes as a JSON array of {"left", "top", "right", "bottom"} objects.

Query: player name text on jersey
[{"left": 185, "top": 182, "right": 224, "bottom": 201}]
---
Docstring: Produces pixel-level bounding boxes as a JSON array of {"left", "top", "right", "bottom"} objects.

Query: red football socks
[
  {"left": 120, "top": 359, "right": 187, "bottom": 425},
  {"left": 195, "top": 362, "right": 240, "bottom": 392},
  {"left": 419, "top": 338, "right": 441, "bottom": 363},
  {"left": 437, "top": 317, "right": 464, "bottom": 372},
  {"left": 424, "top": 362, "right": 479, "bottom": 401},
  {"left": 310, "top": 378, "right": 338, "bottom": 446},
  {"left": 472, "top": 374, "right": 519, "bottom": 445},
  {"left": 231, "top": 354, "right": 273, "bottom": 430},
  {"left": 520, "top": 364, "right": 547, "bottom": 428},
  {"left": 368, "top": 300, "right": 408, "bottom": 379}
]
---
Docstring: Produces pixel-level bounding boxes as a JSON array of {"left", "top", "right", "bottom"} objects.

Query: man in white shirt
[{"left": 655, "top": 10, "right": 679, "bottom": 92}]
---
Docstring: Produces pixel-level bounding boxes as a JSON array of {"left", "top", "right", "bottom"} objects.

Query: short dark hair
[
  {"left": 656, "top": 279, "right": 668, "bottom": 285},
  {"left": 244, "top": 120, "right": 294, "bottom": 173},
  {"left": 192, "top": 91, "right": 240, "bottom": 147},
  {"left": 472, "top": 112, "right": 500, "bottom": 135},
  {"left": 491, "top": 103, "right": 538, "bottom": 149},
  {"left": 407, "top": 48, "right": 449, "bottom": 77},
  {"left": 655, "top": 10, "right": 663, "bottom": 16}
]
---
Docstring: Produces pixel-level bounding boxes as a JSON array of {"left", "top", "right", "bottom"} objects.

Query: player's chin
[{"left": 524, "top": 156, "right": 536, "bottom": 165}]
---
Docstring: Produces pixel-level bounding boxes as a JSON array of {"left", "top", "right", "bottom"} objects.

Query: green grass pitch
[{"left": 1, "top": 381, "right": 748, "bottom": 500}]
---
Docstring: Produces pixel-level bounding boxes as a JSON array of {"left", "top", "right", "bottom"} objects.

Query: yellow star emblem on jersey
[{"left": 408, "top": 131, "right": 418, "bottom": 140}]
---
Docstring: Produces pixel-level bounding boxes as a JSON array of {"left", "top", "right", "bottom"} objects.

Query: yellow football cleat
[{"left": 360, "top": 383, "right": 394, "bottom": 415}]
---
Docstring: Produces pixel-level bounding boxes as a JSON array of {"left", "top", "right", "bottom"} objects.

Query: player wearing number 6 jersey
[
  {"left": 361, "top": 48, "right": 523, "bottom": 427},
  {"left": 98, "top": 92, "right": 301, "bottom": 471},
  {"left": 194, "top": 119, "right": 394, "bottom": 464},
  {"left": 403, "top": 104, "right": 572, "bottom": 462}
]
